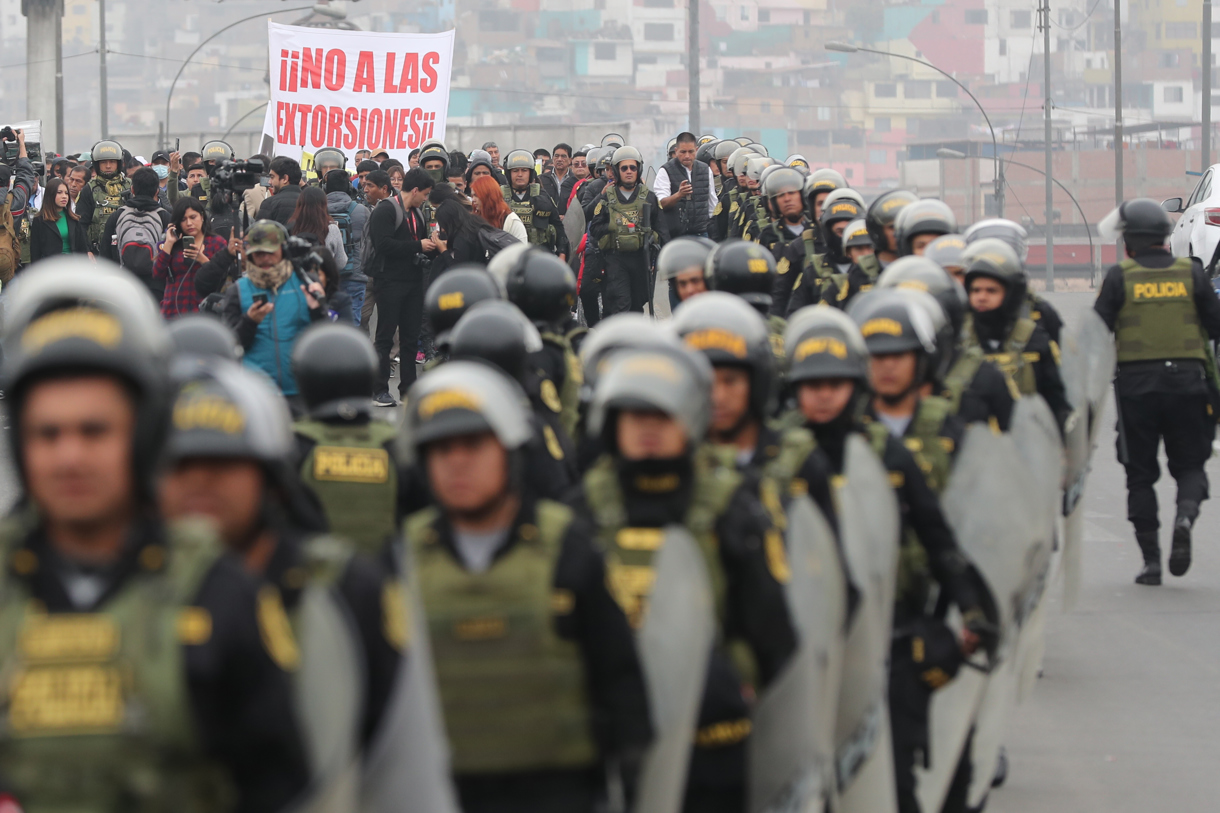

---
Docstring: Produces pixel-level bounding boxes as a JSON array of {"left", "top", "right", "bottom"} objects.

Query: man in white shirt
[{"left": 655, "top": 131, "right": 718, "bottom": 239}]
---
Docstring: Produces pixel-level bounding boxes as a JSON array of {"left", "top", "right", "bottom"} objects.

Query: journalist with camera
[
  {"left": 0, "top": 126, "right": 37, "bottom": 281},
  {"left": 219, "top": 219, "right": 328, "bottom": 406}
]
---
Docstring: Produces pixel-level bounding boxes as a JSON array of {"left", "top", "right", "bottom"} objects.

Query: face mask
[
  {"left": 426, "top": 168, "right": 443, "bottom": 183},
  {"left": 153, "top": 165, "right": 169, "bottom": 179}
]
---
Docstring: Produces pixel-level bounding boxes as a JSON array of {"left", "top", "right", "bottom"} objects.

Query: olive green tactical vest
[
  {"left": 407, "top": 501, "right": 598, "bottom": 774},
  {"left": 502, "top": 183, "right": 557, "bottom": 249},
  {"left": 964, "top": 314, "right": 1038, "bottom": 396},
  {"left": 296, "top": 419, "right": 400, "bottom": 556},
  {"left": 941, "top": 347, "right": 986, "bottom": 415},
  {"left": 1115, "top": 257, "right": 1209, "bottom": 364},
  {"left": 87, "top": 174, "right": 131, "bottom": 247},
  {"left": 596, "top": 183, "right": 654, "bottom": 253},
  {"left": 758, "top": 427, "right": 818, "bottom": 492},
  {"left": 539, "top": 333, "right": 583, "bottom": 441},
  {"left": 767, "top": 314, "right": 788, "bottom": 373},
  {"left": 0, "top": 513, "right": 234, "bottom": 812}
]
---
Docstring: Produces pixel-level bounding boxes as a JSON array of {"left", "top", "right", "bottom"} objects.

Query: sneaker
[{"left": 373, "top": 392, "right": 396, "bottom": 408}]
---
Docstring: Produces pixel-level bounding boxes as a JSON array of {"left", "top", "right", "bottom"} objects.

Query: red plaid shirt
[{"left": 153, "top": 233, "right": 229, "bottom": 318}]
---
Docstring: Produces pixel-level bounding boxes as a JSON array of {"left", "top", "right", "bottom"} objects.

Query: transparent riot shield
[
  {"left": 915, "top": 424, "right": 1039, "bottom": 813},
  {"left": 564, "top": 197, "right": 587, "bottom": 276},
  {"left": 634, "top": 526, "right": 716, "bottom": 813},
  {"left": 833, "top": 434, "right": 901, "bottom": 813},
  {"left": 748, "top": 496, "right": 848, "bottom": 813},
  {"left": 360, "top": 543, "right": 461, "bottom": 813}
]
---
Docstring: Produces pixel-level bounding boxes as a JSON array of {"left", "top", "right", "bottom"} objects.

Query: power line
[
  {"left": 1050, "top": 0, "right": 1105, "bottom": 32},
  {"left": 0, "top": 49, "right": 97, "bottom": 70},
  {"left": 106, "top": 49, "right": 266, "bottom": 74}
]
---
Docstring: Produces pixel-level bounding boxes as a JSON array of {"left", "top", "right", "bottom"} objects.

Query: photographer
[
  {"left": 220, "top": 220, "right": 327, "bottom": 402},
  {"left": 0, "top": 127, "right": 40, "bottom": 259},
  {"left": 257, "top": 157, "right": 304, "bottom": 228},
  {"left": 154, "top": 196, "right": 241, "bottom": 317}
]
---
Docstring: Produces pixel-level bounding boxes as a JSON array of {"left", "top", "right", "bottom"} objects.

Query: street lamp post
[
  {"left": 938, "top": 148, "right": 1096, "bottom": 279},
  {"left": 827, "top": 41, "right": 1005, "bottom": 219}
]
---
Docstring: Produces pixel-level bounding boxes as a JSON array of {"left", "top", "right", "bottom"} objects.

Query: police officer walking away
[
  {"left": 1095, "top": 198, "right": 1220, "bottom": 584},
  {"left": 400, "top": 361, "right": 653, "bottom": 812},
  {"left": 0, "top": 259, "right": 310, "bottom": 810}
]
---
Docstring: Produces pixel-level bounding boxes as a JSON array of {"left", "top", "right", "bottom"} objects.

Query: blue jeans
[{"left": 343, "top": 277, "right": 366, "bottom": 326}]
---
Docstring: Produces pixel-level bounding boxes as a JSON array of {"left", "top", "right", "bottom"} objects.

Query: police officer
[
  {"left": 724, "top": 150, "right": 758, "bottom": 239},
  {"left": 589, "top": 146, "right": 667, "bottom": 316},
  {"left": 160, "top": 355, "right": 403, "bottom": 760},
  {"left": 782, "top": 306, "right": 994, "bottom": 813},
  {"left": 756, "top": 166, "right": 808, "bottom": 258},
  {"left": 964, "top": 218, "right": 1064, "bottom": 344},
  {"left": 772, "top": 173, "right": 855, "bottom": 316},
  {"left": 865, "top": 189, "right": 918, "bottom": 272},
  {"left": 0, "top": 258, "right": 309, "bottom": 809},
  {"left": 76, "top": 139, "right": 131, "bottom": 252},
  {"left": 739, "top": 157, "right": 778, "bottom": 243},
  {"left": 419, "top": 142, "right": 450, "bottom": 186},
  {"left": 672, "top": 291, "right": 837, "bottom": 524},
  {"left": 812, "top": 197, "right": 870, "bottom": 310},
  {"left": 816, "top": 215, "right": 883, "bottom": 311},
  {"left": 1094, "top": 198, "right": 1220, "bottom": 584},
  {"left": 313, "top": 146, "right": 346, "bottom": 180},
  {"left": 574, "top": 343, "right": 797, "bottom": 813},
  {"left": 894, "top": 199, "right": 957, "bottom": 257},
  {"left": 291, "top": 323, "right": 401, "bottom": 555},
  {"left": 659, "top": 235, "right": 717, "bottom": 308},
  {"left": 423, "top": 264, "right": 503, "bottom": 366},
  {"left": 400, "top": 361, "right": 653, "bottom": 812},
  {"left": 961, "top": 238, "right": 1072, "bottom": 428},
  {"left": 876, "top": 255, "right": 1015, "bottom": 430},
  {"left": 925, "top": 233, "right": 968, "bottom": 282},
  {"left": 705, "top": 239, "right": 787, "bottom": 371},
  {"left": 167, "top": 312, "right": 242, "bottom": 360},
  {"left": 502, "top": 149, "right": 569, "bottom": 258}
]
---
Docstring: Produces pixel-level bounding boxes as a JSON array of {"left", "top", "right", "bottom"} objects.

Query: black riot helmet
[
  {"left": 842, "top": 218, "right": 873, "bottom": 252},
  {"left": 696, "top": 139, "right": 719, "bottom": 165},
  {"left": 847, "top": 288, "right": 941, "bottom": 389},
  {"left": 865, "top": 189, "right": 918, "bottom": 255},
  {"left": 820, "top": 197, "right": 863, "bottom": 261},
  {"left": 804, "top": 168, "right": 846, "bottom": 221},
  {"left": 705, "top": 239, "right": 776, "bottom": 314},
  {"left": 894, "top": 199, "right": 957, "bottom": 257},
  {"left": 673, "top": 291, "right": 776, "bottom": 420},
  {"left": 962, "top": 238, "right": 1027, "bottom": 316},
  {"left": 924, "top": 234, "right": 968, "bottom": 275},
  {"left": 498, "top": 248, "right": 577, "bottom": 330},
  {"left": 425, "top": 264, "right": 503, "bottom": 345},
  {"left": 292, "top": 322, "right": 379, "bottom": 417},
  {"left": 783, "top": 306, "right": 870, "bottom": 384},
  {"left": 876, "top": 255, "right": 968, "bottom": 340},
  {"left": 658, "top": 236, "right": 717, "bottom": 281},
  {"left": 449, "top": 300, "right": 544, "bottom": 383},
  {"left": 168, "top": 314, "right": 240, "bottom": 361},
  {"left": 3, "top": 257, "right": 172, "bottom": 503},
  {"left": 1099, "top": 197, "right": 1174, "bottom": 253}
]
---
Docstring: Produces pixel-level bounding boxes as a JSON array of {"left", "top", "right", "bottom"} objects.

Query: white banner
[{"left": 261, "top": 22, "right": 454, "bottom": 166}]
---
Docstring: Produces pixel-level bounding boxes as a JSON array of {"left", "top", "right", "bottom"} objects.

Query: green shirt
[{"left": 56, "top": 211, "right": 70, "bottom": 253}]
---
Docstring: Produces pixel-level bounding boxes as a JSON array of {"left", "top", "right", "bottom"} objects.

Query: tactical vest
[
  {"left": 964, "top": 315, "right": 1038, "bottom": 397},
  {"left": 758, "top": 427, "right": 818, "bottom": 491},
  {"left": 295, "top": 418, "right": 400, "bottom": 555},
  {"left": 539, "top": 332, "right": 584, "bottom": 442},
  {"left": 502, "top": 184, "right": 557, "bottom": 249},
  {"left": 407, "top": 501, "right": 598, "bottom": 774},
  {"left": 0, "top": 513, "right": 234, "bottom": 811},
  {"left": 661, "top": 158, "right": 710, "bottom": 237},
  {"left": 87, "top": 174, "right": 131, "bottom": 247},
  {"left": 767, "top": 314, "right": 788, "bottom": 372},
  {"left": 941, "top": 346, "right": 986, "bottom": 415},
  {"left": 1115, "top": 257, "right": 1209, "bottom": 364},
  {"left": 596, "top": 184, "right": 655, "bottom": 254},
  {"left": 797, "top": 235, "right": 836, "bottom": 299}
]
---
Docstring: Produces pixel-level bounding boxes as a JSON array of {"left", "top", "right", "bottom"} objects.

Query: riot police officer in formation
[{"left": 0, "top": 127, "right": 1190, "bottom": 813}]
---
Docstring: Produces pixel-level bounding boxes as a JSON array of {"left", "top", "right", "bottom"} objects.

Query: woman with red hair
[{"left": 471, "top": 175, "right": 527, "bottom": 242}]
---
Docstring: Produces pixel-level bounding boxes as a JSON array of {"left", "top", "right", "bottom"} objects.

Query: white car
[{"left": 1163, "top": 167, "right": 1220, "bottom": 273}]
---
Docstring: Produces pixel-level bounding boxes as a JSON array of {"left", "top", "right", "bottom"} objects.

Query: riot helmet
[
  {"left": 705, "top": 239, "right": 776, "bottom": 313},
  {"left": 962, "top": 238, "right": 1027, "bottom": 316},
  {"left": 733, "top": 136, "right": 754, "bottom": 147},
  {"left": 745, "top": 156, "right": 775, "bottom": 186},
  {"left": 425, "top": 265, "right": 503, "bottom": 345},
  {"left": 601, "top": 133, "right": 626, "bottom": 148},
  {"left": 783, "top": 306, "right": 870, "bottom": 384},
  {"left": 894, "top": 199, "right": 958, "bottom": 257},
  {"left": 822, "top": 187, "right": 866, "bottom": 211},
  {"left": 745, "top": 142, "right": 770, "bottom": 158},
  {"left": 504, "top": 149, "right": 536, "bottom": 186},
  {"left": 595, "top": 148, "right": 615, "bottom": 175},
  {"left": 448, "top": 300, "right": 544, "bottom": 383},
  {"left": 419, "top": 143, "right": 450, "bottom": 183},
  {"left": 585, "top": 147, "right": 606, "bottom": 177},
  {"left": 89, "top": 139, "right": 124, "bottom": 174},
  {"left": 713, "top": 139, "right": 740, "bottom": 174},
  {"left": 500, "top": 248, "right": 578, "bottom": 330},
  {"left": 587, "top": 344, "right": 714, "bottom": 447},
  {"left": 842, "top": 218, "right": 874, "bottom": 253},
  {"left": 1098, "top": 198, "right": 1174, "bottom": 253},
  {"left": 847, "top": 288, "right": 941, "bottom": 390},
  {"left": 762, "top": 166, "right": 805, "bottom": 204},
  {"left": 610, "top": 146, "right": 644, "bottom": 186},
  {"left": 698, "top": 134, "right": 717, "bottom": 146},
  {"left": 672, "top": 291, "right": 776, "bottom": 420},
  {"left": 312, "top": 146, "right": 347, "bottom": 176},
  {"left": 865, "top": 189, "right": 919, "bottom": 255},
  {"left": 696, "top": 140, "right": 719, "bottom": 165},
  {"left": 925, "top": 234, "right": 968, "bottom": 276},
  {"left": 168, "top": 314, "right": 240, "bottom": 361},
  {"left": 820, "top": 198, "right": 864, "bottom": 262},
  {"left": 658, "top": 236, "right": 717, "bottom": 281},
  {"left": 786, "top": 154, "right": 810, "bottom": 171},
  {"left": 666, "top": 137, "right": 678, "bottom": 157},
  {"left": 292, "top": 322, "right": 379, "bottom": 417},
  {"left": 579, "top": 313, "right": 682, "bottom": 393},
  {"left": 728, "top": 148, "right": 758, "bottom": 179},
  {"left": 2, "top": 257, "right": 172, "bottom": 501},
  {"left": 875, "top": 254, "right": 968, "bottom": 339},
  {"left": 804, "top": 169, "right": 847, "bottom": 222},
  {"left": 200, "top": 140, "right": 234, "bottom": 167},
  {"left": 963, "top": 218, "right": 1029, "bottom": 263}
]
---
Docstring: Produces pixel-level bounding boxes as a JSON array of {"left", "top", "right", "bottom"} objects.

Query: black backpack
[
  {"left": 332, "top": 200, "right": 359, "bottom": 275},
  {"left": 478, "top": 227, "right": 519, "bottom": 260}
]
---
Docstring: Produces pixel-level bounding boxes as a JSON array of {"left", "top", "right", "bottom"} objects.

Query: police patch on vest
[
  {"left": 19, "top": 614, "right": 119, "bottom": 661},
  {"left": 794, "top": 336, "right": 848, "bottom": 361},
  {"left": 454, "top": 615, "right": 508, "bottom": 641},
  {"left": 313, "top": 446, "right": 390, "bottom": 483},
  {"left": 1133, "top": 281, "right": 1188, "bottom": 299},
  {"left": 684, "top": 328, "right": 748, "bottom": 358},
  {"left": 540, "top": 379, "right": 563, "bottom": 413},
  {"left": 21, "top": 308, "right": 122, "bottom": 353}
]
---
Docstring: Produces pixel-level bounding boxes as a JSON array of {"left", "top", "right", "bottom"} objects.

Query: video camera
[
  {"left": 211, "top": 158, "right": 266, "bottom": 194},
  {"left": 284, "top": 235, "right": 330, "bottom": 312},
  {"left": 0, "top": 123, "right": 41, "bottom": 166}
]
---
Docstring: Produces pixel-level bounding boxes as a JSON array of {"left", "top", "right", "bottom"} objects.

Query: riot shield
[
  {"left": 295, "top": 582, "right": 364, "bottom": 812},
  {"left": 645, "top": 165, "right": 657, "bottom": 188},
  {"left": 634, "top": 526, "right": 716, "bottom": 813},
  {"left": 833, "top": 435, "right": 901, "bottom": 813},
  {"left": 1058, "top": 308, "right": 1116, "bottom": 607},
  {"left": 915, "top": 424, "right": 1039, "bottom": 813},
  {"left": 361, "top": 545, "right": 461, "bottom": 813},
  {"left": 564, "top": 197, "right": 587, "bottom": 277},
  {"left": 748, "top": 496, "right": 848, "bottom": 813}
]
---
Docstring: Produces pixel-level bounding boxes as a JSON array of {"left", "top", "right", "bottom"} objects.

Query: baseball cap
[{"left": 245, "top": 220, "right": 288, "bottom": 254}]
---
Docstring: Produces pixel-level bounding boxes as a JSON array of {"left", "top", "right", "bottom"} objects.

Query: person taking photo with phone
[{"left": 153, "top": 197, "right": 242, "bottom": 318}]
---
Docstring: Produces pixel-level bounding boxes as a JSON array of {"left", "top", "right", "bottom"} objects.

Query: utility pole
[
  {"left": 1042, "top": 0, "right": 1054, "bottom": 288},
  {"left": 99, "top": 0, "right": 108, "bottom": 139},
  {"left": 688, "top": 0, "right": 700, "bottom": 134},
  {"left": 1205, "top": 0, "right": 1212, "bottom": 170},
  {"left": 1114, "top": 0, "right": 1123, "bottom": 208},
  {"left": 24, "top": 0, "right": 63, "bottom": 155}
]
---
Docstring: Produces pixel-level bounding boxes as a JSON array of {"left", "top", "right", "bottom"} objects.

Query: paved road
[{"left": 990, "top": 292, "right": 1220, "bottom": 812}]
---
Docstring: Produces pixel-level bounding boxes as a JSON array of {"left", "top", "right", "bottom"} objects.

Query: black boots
[
  {"left": 1135, "top": 532, "right": 1162, "bottom": 586},
  {"left": 1169, "top": 502, "right": 1197, "bottom": 577}
]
